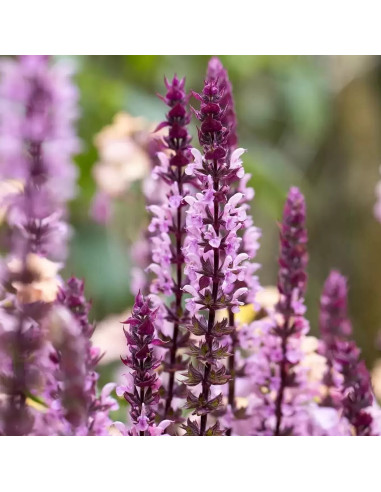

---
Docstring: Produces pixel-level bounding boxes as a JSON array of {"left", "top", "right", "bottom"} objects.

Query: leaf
[
  {"left": 211, "top": 342, "right": 231, "bottom": 360},
  {"left": 207, "top": 366, "right": 230, "bottom": 385},
  {"left": 181, "top": 418, "right": 200, "bottom": 436},
  {"left": 211, "top": 318, "right": 233, "bottom": 337},
  {"left": 187, "top": 341, "right": 209, "bottom": 360},
  {"left": 187, "top": 316, "right": 207, "bottom": 337},
  {"left": 182, "top": 363, "right": 203, "bottom": 387},
  {"left": 205, "top": 421, "right": 225, "bottom": 436}
]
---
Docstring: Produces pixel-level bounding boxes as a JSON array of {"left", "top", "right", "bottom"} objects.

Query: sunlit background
[{"left": 60, "top": 55, "right": 381, "bottom": 375}]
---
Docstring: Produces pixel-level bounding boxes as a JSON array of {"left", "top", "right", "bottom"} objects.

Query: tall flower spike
[
  {"left": 119, "top": 292, "right": 167, "bottom": 436},
  {"left": 0, "top": 55, "right": 79, "bottom": 435},
  {"left": 45, "top": 304, "right": 91, "bottom": 434},
  {"left": 319, "top": 270, "right": 352, "bottom": 407},
  {"left": 182, "top": 77, "right": 248, "bottom": 436},
  {"left": 147, "top": 75, "right": 192, "bottom": 426},
  {"left": 319, "top": 271, "right": 374, "bottom": 435},
  {"left": 336, "top": 342, "right": 374, "bottom": 435},
  {"left": 207, "top": 58, "right": 261, "bottom": 433},
  {"left": 53, "top": 277, "right": 117, "bottom": 435},
  {"left": 273, "top": 187, "right": 309, "bottom": 435}
]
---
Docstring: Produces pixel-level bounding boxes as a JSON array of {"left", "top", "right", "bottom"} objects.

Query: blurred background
[{"left": 62, "top": 55, "right": 381, "bottom": 372}]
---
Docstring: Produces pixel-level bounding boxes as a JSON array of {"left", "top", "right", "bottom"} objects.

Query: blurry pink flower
[
  {"left": 7, "top": 254, "right": 62, "bottom": 303},
  {"left": 92, "top": 113, "right": 152, "bottom": 198}
]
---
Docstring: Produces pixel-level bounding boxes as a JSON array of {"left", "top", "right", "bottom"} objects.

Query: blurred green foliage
[{"left": 63, "top": 55, "right": 381, "bottom": 367}]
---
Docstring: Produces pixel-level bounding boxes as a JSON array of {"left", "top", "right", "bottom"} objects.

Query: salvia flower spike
[
  {"left": 207, "top": 58, "right": 261, "bottom": 433},
  {"left": 148, "top": 75, "right": 192, "bottom": 425},
  {"left": 0, "top": 55, "right": 79, "bottom": 435},
  {"left": 54, "top": 277, "right": 117, "bottom": 435},
  {"left": 182, "top": 76, "right": 249, "bottom": 435},
  {"left": 273, "top": 186, "right": 309, "bottom": 435},
  {"left": 119, "top": 292, "right": 171, "bottom": 436},
  {"left": 320, "top": 270, "right": 375, "bottom": 435},
  {"left": 319, "top": 270, "right": 352, "bottom": 407}
]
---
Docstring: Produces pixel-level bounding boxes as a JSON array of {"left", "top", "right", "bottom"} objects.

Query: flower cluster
[
  {"left": 0, "top": 55, "right": 379, "bottom": 438},
  {"left": 206, "top": 57, "right": 237, "bottom": 152}
]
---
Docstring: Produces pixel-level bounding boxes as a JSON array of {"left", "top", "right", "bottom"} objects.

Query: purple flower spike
[
  {"left": 319, "top": 270, "right": 374, "bottom": 435},
  {"left": 277, "top": 187, "right": 308, "bottom": 303},
  {"left": 206, "top": 58, "right": 261, "bottom": 433},
  {"left": 0, "top": 55, "right": 80, "bottom": 262},
  {"left": 0, "top": 55, "right": 79, "bottom": 435},
  {"left": 148, "top": 75, "right": 192, "bottom": 426},
  {"left": 119, "top": 293, "right": 165, "bottom": 436},
  {"left": 181, "top": 75, "right": 250, "bottom": 436},
  {"left": 273, "top": 187, "right": 309, "bottom": 435},
  {"left": 36, "top": 278, "right": 117, "bottom": 436},
  {"left": 336, "top": 341, "right": 374, "bottom": 435},
  {"left": 238, "top": 188, "right": 309, "bottom": 436},
  {"left": 319, "top": 270, "right": 352, "bottom": 407}
]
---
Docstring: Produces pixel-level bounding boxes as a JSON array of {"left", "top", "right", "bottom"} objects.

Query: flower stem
[{"left": 200, "top": 163, "right": 220, "bottom": 436}]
